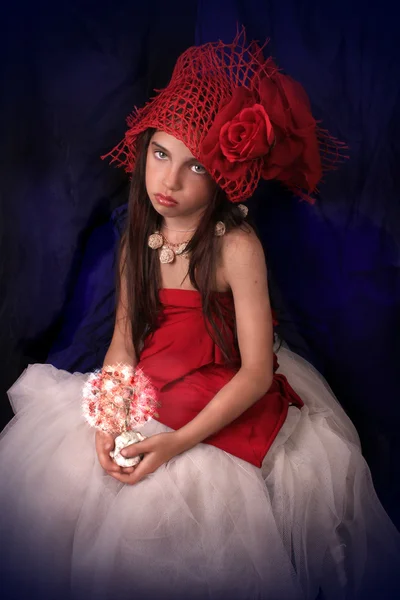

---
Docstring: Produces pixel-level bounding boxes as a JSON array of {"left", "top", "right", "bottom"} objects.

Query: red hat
[{"left": 103, "top": 30, "right": 345, "bottom": 203}]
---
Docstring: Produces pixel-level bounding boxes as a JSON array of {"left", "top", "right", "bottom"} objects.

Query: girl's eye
[
  {"left": 191, "top": 164, "right": 206, "bottom": 175},
  {"left": 154, "top": 150, "right": 168, "bottom": 160}
]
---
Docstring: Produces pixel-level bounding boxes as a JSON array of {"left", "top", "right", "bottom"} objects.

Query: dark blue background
[{"left": 0, "top": 0, "right": 399, "bottom": 526}]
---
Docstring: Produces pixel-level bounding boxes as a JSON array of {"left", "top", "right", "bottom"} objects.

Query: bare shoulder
[{"left": 220, "top": 225, "right": 267, "bottom": 284}]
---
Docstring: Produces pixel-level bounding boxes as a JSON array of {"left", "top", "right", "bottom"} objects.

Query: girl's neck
[
  {"left": 161, "top": 217, "right": 199, "bottom": 236},
  {"left": 162, "top": 215, "right": 199, "bottom": 231},
  {"left": 164, "top": 223, "right": 197, "bottom": 233}
]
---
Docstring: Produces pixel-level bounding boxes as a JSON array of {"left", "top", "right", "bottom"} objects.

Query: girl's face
[{"left": 145, "top": 131, "right": 216, "bottom": 223}]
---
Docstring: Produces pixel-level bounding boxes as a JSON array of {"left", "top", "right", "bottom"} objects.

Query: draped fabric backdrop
[{"left": 1, "top": 0, "right": 399, "bottom": 526}]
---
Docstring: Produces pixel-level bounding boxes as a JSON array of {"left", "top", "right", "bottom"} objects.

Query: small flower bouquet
[{"left": 82, "top": 364, "right": 158, "bottom": 467}]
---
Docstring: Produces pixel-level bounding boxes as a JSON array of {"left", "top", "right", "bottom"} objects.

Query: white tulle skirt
[{"left": 0, "top": 347, "right": 399, "bottom": 600}]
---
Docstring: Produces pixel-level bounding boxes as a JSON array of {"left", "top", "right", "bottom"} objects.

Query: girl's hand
[
  {"left": 106, "top": 432, "right": 185, "bottom": 485},
  {"left": 95, "top": 430, "right": 136, "bottom": 478}
]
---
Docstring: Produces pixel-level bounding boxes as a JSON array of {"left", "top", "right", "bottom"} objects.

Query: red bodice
[{"left": 137, "top": 289, "right": 303, "bottom": 467}]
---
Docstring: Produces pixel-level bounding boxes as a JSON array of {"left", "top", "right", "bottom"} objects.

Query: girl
[{"left": 0, "top": 33, "right": 399, "bottom": 600}]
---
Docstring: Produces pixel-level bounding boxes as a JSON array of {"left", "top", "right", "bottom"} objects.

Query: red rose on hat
[
  {"left": 219, "top": 101, "right": 275, "bottom": 162},
  {"left": 200, "top": 87, "right": 275, "bottom": 179}
]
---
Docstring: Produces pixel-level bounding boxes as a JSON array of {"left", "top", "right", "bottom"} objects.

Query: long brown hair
[{"left": 116, "top": 128, "right": 250, "bottom": 361}]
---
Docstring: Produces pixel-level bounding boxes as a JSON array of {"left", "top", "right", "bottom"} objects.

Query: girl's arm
[
  {"left": 174, "top": 227, "right": 274, "bottom": 451},
  {"left": 96, "top": 249, "right": 138, "bottom": 478}
]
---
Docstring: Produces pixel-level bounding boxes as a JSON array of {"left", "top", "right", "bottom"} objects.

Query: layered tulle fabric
[{"left": 0, "top": 346, "right": 399, "bottom": 600}]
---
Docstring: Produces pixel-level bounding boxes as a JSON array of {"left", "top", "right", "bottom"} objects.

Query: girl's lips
[{"left": 155, "top": 194, "right": 178, "bottom": 207}]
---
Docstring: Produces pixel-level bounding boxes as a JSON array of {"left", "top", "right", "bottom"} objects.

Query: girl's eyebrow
[
  {"left": 151, "top": 141, "right": 169, "bottom": 153},
  {"left": 151, "top": 141, "right": 201, "bottom": 165}
]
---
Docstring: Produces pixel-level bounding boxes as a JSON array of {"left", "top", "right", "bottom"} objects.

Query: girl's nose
[{"left": 162, "top": 164, "right": 181, "bottom": 191}]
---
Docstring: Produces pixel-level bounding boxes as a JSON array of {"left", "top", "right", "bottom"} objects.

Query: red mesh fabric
[{"left": 103, "top": 30, "right": 346, "bottom": 203}]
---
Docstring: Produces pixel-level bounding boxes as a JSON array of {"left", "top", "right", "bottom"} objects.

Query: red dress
[{"left": 138, "top": 288, "right": 303, "bottom": 467}]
